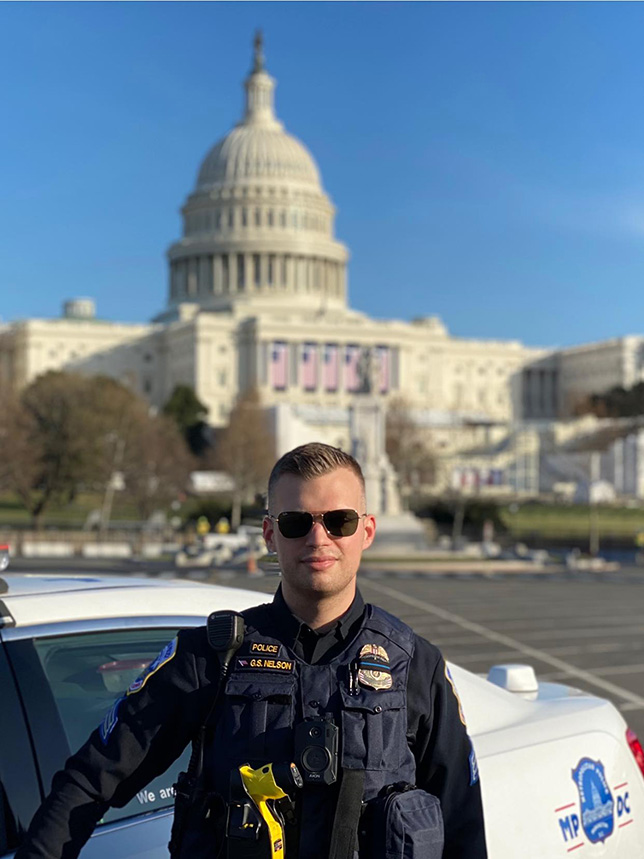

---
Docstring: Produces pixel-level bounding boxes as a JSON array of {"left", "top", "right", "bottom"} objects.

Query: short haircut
[{"left": 268, "top": 442, "right": 365, "bottom": 507}]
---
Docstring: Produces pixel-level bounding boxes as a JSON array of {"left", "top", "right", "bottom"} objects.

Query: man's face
[{"left": 263, "top": 467, "right": 376, "bottom": 603}]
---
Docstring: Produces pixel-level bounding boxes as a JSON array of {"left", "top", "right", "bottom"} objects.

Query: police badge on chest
[{"left": 350, "top": 643, "right": 393, "bottom": 692}]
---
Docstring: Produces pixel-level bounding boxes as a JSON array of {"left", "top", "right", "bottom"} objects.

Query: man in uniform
[{"left": 16, "top": 442, "right": 487, "bottom": 858}]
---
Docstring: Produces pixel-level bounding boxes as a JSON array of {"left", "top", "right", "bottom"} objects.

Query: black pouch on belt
[{"left": 360, "top": 784, "right": 444, "bottom": 859}]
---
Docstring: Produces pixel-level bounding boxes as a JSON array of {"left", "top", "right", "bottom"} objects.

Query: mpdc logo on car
[{"left": 556, "top": 757, "right": 634, "bottom": 850}]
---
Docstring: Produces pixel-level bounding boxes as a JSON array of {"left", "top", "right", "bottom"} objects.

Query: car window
[
  {"left": 0, "top": 642, "right": 41, "bottom": 854},
  {"left": 31, "top": 629, "right": 191, "bottom": 826}
]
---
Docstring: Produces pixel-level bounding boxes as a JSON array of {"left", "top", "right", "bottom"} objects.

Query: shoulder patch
[
  {"left": 100, "top": 695, "right": 124, "bottom": 744},
  {"left": 469, "top": 739, "right": 479, "bottom": 785},
  {"left": 445, "top": 664, "right": 467, "bottom": 726},
  {"left": 127, "top": 637, "right": 178, "bottom": 695}
]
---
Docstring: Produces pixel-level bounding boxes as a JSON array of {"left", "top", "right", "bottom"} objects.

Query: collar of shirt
[{"left": 269, "top": 585, "right": 365, "bottom": 664}]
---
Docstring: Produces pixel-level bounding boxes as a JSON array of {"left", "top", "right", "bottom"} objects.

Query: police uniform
[{"left": 15, "top": 587, "right": 487, "bottom": 859}]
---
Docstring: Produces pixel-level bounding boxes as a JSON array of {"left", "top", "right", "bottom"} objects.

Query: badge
[
  {"left": 127, "top": 638, "right": 178, "bottom": 695},
  {"left": 572, "top": 758, "right": 615, "bottom": 844},
  {"left": 357, "top": 643, "right": 392, "bottom": 690}
]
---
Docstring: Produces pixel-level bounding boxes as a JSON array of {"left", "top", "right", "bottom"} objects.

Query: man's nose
[{"left": 305, "top": 520, "right": 330, "bottom": 544}]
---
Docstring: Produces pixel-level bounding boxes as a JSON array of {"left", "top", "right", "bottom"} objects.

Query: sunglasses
[{"left": 268, "top": 509, "right": 367, "bottom": 539}]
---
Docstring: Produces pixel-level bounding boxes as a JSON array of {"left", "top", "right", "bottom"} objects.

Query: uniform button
[
  {"left": 253, "top": 692, "right": 262, "bottom": 700},
  {"left": 374, "top": 705, "right": 382, "bottom": 713},
  {"left": 309, "top": 700, "right": 319, "bottom": 708}
]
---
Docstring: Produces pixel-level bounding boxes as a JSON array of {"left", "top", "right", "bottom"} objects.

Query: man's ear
[
  {"left": 263, "top": 516, "right": 276, "bottom": 553},
  {"left": 362, "top": 514, "right": 376, "bottom": 551}
]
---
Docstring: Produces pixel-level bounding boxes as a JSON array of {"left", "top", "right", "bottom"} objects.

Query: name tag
[{"left": 236, "top": 656, "right": 294, "bottom": 673}]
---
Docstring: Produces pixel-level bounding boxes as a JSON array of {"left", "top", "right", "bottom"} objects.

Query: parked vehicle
[{"left": 0, "top": 573, "right": 642, "bottom": 857}]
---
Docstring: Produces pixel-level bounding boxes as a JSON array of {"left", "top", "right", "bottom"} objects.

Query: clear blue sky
[{"left": 2, "top": 1, "right": 644, "bottom": 347}]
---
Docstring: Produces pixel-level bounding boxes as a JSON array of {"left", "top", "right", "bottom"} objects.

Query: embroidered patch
[
  {"left": 358, "top": 643, "right": 392, "bottom": 690},
  {"left": 236, "top": 656, "right": 294, "bottom": 673},
  {"left": 469, "top": 739, "right": 479, "bottom": 785},
  {"left": 250, "top": 641, "right": 280, "bottom": 655},
  {"left": 127, "top": 638, "right": 177, "bottom": 695},
  {"left": 445, "top": 664, "right": 467, "bottom": 726},
  {"left": 100, "top": 696, "right": 124, "bottom": 744}
]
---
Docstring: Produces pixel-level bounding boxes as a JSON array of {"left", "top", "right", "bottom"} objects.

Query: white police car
[{"left": 0, "top": 573, "right": 643, "bottom": 858}]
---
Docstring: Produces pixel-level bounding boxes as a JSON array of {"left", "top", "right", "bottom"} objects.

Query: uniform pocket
[
  {"left": 362, "top": 789, "right": 443, "bottom": 859},
  {"left": 223, "top": 675, "right": 296, "bottom": 761},
  {"left": 340, "top": 686, "right": 405, "bottom": 770},
  {"left": 384, "top": 790, "right": 443, "bottom": 859}
]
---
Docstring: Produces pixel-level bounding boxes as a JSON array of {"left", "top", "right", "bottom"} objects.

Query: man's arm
[
  {"left": 15, "top": 627, "right": 213, "bottom": 859},
  {"left": 407, "top": 636, "right": 488, "bottom": 859}
]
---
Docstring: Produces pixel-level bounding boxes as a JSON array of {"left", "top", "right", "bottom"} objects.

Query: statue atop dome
[{"left": 252, "top": 30, "right": 265, "bottom": 73}]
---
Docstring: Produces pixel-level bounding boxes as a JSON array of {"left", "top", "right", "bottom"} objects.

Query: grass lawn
[
  {"left": 500, "top": 503, "right": 644, "bottom": 540},
  {"left": 0, "top": 492, "right": 144, "bottom": 528}
]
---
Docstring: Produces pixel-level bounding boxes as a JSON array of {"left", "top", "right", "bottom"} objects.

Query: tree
[
  {"left": 162, "top": 385, "right": 210, "bottom": 456},
  {"left": 1, "top": 372, "right": 104, "bottom": 526},
  {"left": 385, "top": 396, "right": 436, "bottom": 504},
  {"left": 213, "top": 388, "right": 275, "bottom": 529},
  {"left": 119, "top": 410, "right": 194, "bottom": 520},
  {"left": 0, "top": 372, "right": 192, "bottom": 527},
  {"left": 574, "top": 382, "right": 644, "bottom": 418}
]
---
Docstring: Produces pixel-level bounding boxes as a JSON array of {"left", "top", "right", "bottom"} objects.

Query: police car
[{"left": 0, "top": 573, "right": 643, "bottom": 858}]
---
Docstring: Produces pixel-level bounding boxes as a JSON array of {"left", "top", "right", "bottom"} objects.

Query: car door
[
  {"left": 0, "top": 640, "right": 42, "bottom": 857},
  {"left": 2, "top": 618, "right": 201, "bottom": 858}
]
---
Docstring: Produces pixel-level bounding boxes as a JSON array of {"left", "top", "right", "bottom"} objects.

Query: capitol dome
[
  {"left": 165, "top": 34, "right": 349, "bottom": 316},
  {"left": 196, "top": 124, "right": 321, "bottom": 190}
]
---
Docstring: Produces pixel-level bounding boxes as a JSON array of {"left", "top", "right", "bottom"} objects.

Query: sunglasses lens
[
  {"left": 323, "top": 509, "right": 360, "bottom": 537},
  {"left": 274, "top": 510, "right": 362, "bottom": 538},
  {"left": 277, "top": 512, "right": 313, "bottom": 538}
]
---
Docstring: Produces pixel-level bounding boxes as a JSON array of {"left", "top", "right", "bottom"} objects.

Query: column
[
  {"left": 213, "top": 255, "right": 222, "bottom": 294},
  {"left": 199, "top": 256, "right": 210, "bottom": 295},
  {"left": 245, "top": 253, "right": 253, "bottom": 290},
  {"left": 208, "top": 255, "right": 214, "bottom": 294},
  {"left": 187, "top": 258, "right": 197, "bottom": 297},
  {"left": 258, "top": 341, "right": 269, "bottom": 387},
  {"left": 229, "top": 253, "right": 238, "bottom": 295},
  {"left": 221, "top": 254, "right": 229, "bottom": 293},
  {"left": 287, "top": 255, "right": 294, "bottom": 291},
  {"left": 260, "top": 253, "right": 268, "bottom": 290}
]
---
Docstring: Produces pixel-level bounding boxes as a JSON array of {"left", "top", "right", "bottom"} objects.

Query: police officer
[{"left": 16, "top": 442, "right": 487, "bottom": 859}]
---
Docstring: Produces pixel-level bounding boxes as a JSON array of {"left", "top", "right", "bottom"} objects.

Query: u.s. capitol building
[{"left": 2, "top": 38, "right": 644, "bottom": 493}]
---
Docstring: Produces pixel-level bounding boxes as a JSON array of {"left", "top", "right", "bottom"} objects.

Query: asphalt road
[{"left": 8, "top": 557, "right": 644, "bottom": 739}]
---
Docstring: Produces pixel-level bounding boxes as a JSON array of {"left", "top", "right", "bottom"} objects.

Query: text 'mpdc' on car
[{"left": 0, "top": 572, "right": 643, "bottom": 857}]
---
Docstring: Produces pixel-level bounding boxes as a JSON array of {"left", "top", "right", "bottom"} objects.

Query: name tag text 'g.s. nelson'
[{"left": 236, "top": 657, "right": 294, "bottom": 673}]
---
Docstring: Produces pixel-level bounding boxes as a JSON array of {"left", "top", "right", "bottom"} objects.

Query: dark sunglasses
[{"left": 268, "top": 509, "right": 367, "bottom": 539}]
